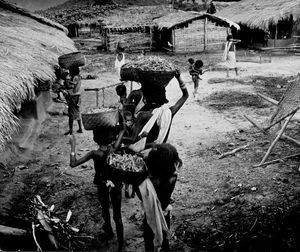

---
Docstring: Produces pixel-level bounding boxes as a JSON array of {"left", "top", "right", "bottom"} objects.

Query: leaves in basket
[{"left": 108, "top": 153, "right": 146, "bottom": 172}]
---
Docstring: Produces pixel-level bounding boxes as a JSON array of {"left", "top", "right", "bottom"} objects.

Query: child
[
  {"left": 69, "top": 128, "right": 124, "bottom": 251},
  {"left": 188, "top": 59, "right": 205, "bottom": 97},
  {"left": 107, "top": 143, "right": 182, "bottom": 251},
  {"left": 119, "top": 110, "right": 136, "bottom": 198},
  {"left": 62, "top": 66, "right": 83, "bottom": 135},
  {"left": 52, "top": 66, "right": 65, "bottom": 102}
]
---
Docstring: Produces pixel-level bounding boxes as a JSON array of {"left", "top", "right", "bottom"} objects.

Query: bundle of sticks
[{"left": 30, "top": 195, "right": 86, "bottom": 251}]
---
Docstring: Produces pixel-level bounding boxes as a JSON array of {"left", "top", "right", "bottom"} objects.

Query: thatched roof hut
[
  {"left": 217, "top": 0, "right": 300, "bottom": 30},
  {"left": 153, "top": 11, "right": 239, "bottom": 53},
  {"left": 155, "top": 11, "right": 240, "bottom": 30},
  {"left": 0, "top": 0, "right": 76, "bottom": 150}
]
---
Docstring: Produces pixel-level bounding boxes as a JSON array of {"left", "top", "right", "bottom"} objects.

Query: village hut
[
  {"left": 218, "top": 0, "right": 300, "bottom": 48},
  {"left": 101, "top": 6, "right": 173, "bottom": 52},
  {"left": 0, "top": 0, "right": 76, "bottom": 150},
  {"left": 154, "top": 11, "right": 240, "bottom": 53}
]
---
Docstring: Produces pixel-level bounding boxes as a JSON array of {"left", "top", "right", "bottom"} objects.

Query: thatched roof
[
  {"left": 217, "top": 0, "right": 300, "bottom": 30},
  {"left": 0, "top": 0, "right": 76, "bottom": 150},
  {"left": 99, "top": 6, "right": 174, "bottom": 30},
  {"left": 155, "top": 11, "right": 240, "bottom": 30}
]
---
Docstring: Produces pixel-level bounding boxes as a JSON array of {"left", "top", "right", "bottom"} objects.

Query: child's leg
[
  {"left": 97, "top": 185, "right": 113, "bottom": 236},
  {"left": 64, "top": 117, "right": 73, "bottom": 135},
  {"left": 194, "top": 77, "right": 199, "bottom": 93},
  {"left": 226, "top": 68, "right": 230, "bottom": 77},
  {"left": 77, "top": 119, "right": 83, "bottom": 133},
  {"left": 110, "top": 186, "right": 124, "bottom": 250},
  {"left": 235, "top": 67, "right": 238, "bottom": 76},
  {"left": 143, "top": 215, "right": 154, "bottom": 251}
]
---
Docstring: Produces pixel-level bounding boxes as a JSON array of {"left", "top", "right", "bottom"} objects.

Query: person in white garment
[
  {"left": 222, "top": 34, "right": 239, "bottom": 78},
  {"left": 114, "top": 43, "right": 126, "bottom": 79}
]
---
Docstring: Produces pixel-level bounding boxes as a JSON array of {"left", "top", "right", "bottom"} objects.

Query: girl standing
[{"left": 223, "top": 34, "right": 239, "bottom": 77}]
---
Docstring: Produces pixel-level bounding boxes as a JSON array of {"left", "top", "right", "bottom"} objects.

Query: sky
[{"left": 7, "top": 0, "right": 68, "bottom": 11}]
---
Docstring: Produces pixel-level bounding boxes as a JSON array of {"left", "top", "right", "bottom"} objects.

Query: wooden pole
[
  {"left": 172, "top": 29, "right": 175, "bottom": 53},
  {"left": 259, "top": 113, "right": 294, "bottom": 165},
  {"left": 254, "top": 152, "right": 300, "bottom": 168},
  {"left": 96, "top": 90, "right": 99, "bottom": 107},
  {"left": 274, "top": 24, "right": 278, "bottom": 47},
  {"left": 243, "top": 114, "right": 300, "bottom": 147},
  {"left": 204, "top": 18, "right": 208, "bottom": 51},
  {"left": 257, "top": 93, "right": 279, "bottom": 106},
  {"left": 0, "top": 225, "right": 27, "bottom": 236}
]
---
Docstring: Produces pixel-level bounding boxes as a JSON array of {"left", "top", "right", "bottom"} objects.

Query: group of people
[
  {"left": 187, "top": 34, "right": 239, "bottom": 96},
  {"left": 65, "top": 43, "right": 189, "bottom": 251},
  {"left": 52, "top": 35, "right": 240, "bottom": 250}
]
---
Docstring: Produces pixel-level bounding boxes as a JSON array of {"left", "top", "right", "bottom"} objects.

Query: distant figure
[
  {"left": 114, "top": 42, "right": 126, "bottom": 79},
  {"left": 207, "top": 1, "right": 216, "bottom": 14},
  {"left": 264, "top": 31, "right": 270, "bottom": 47},
  {"left": 188, "top": 58, "right": 209, "bottom": 97},
  {"left": 222, "top": 34, "right": 238, "bottom": 78}
]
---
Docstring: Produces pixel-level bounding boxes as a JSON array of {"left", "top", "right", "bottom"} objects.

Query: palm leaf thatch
[
  {"left": 0, "top": 0, "right": 76, "bottom": 150},
  {"left": 155, "top": 11, "right": 240, "bottom": 30},
  {"left": 218, "top": 0, "right": 300, "bottom": 30}
]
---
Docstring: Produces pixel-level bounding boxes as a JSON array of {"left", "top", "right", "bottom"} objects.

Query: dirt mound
[{"left": 200, "top": 91, "right": 269, "bottom": 110}]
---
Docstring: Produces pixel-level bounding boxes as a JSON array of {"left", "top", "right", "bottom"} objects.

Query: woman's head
[
  {"left": 146, "top": 143, "right": 182, "bottom": 179},
  {"left": 93, "top": 127, "right": 116, "bottom": 146},
  {"left": 142, "top": 84, "right": 168, "bottom": 107}
]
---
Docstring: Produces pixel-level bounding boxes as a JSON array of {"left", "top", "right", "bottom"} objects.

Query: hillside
[
  {"left": 38, "top": 0, "right": 167, "bottom": 25},
  {"left": 6, "top": 0, "right": 68, "bottom": 11}
]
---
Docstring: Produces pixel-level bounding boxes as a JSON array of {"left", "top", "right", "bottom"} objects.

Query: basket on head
[
  {"left": 81, "top": 108, "right": 119, "bottom": 130},
  {"left": 58, "top": 52, "right": 86, "bottom": 69},
  {"left": 120, "top": 56, "right": 176, "bottom": 86}
]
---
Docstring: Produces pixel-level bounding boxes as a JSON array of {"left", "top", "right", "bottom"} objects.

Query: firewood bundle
[{"left": 30, "top": 195, "right": 87, "bottom": 251}]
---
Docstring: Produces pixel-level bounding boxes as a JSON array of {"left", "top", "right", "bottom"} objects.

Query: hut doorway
[{"left": 154, "top": 28, "right": 173, "bottom": 51}]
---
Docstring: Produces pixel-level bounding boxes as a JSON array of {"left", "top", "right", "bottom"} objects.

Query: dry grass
[
  {"left": 0, "top": 2, "right": 76, "bottom": 149},
  {"left": 218, "top": 0, "right": 300, "bottom": 30}
]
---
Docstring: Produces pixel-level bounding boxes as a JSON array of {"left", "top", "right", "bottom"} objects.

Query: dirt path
[{"left": 0, "top": 54, "right": 300, "bottom": 251}]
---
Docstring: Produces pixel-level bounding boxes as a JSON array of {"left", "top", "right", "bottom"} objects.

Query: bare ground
[{"left": 0, "top": 52, "right": 300, "bottom": 251}]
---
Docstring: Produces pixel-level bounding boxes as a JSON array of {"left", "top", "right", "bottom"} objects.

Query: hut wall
[
  {"left": 173, "top": 19, "right": 227, "bottom": 53},
  {"left": 106, "top": 28, "right": 152, "bottom": 52}
]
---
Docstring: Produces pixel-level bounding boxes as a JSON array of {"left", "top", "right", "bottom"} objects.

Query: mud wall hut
[
  {"left": 154, "top": 12, "right": 240, "bottom": 53},
  {"left": 218, "top": 0, "right": 300, "bottom": 47},
  {"left": 0, "top": 0, "right": 76, "bottom": 150}
]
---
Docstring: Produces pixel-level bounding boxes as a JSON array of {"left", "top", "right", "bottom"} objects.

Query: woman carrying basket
[
  {"left": 62, "top": 66, "right": 83, "bottom": 135},
  {"left": 122, "top": 69, "right": 189, "bottom": 153}
]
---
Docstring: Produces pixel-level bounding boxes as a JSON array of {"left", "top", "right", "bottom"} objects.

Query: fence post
[{"left": 102, "top": 88, "right": 105, "bottom": 107}]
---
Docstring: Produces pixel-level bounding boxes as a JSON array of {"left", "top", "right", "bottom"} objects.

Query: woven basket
[
  {"left": 81, "top": 109, "right": 119, "bottom": 130},
  {"left": 120, "top": 65, "right": 139, "bottom": 82},
  {"left": 120, "top": 67, "right": 176, "bottom": 86},
  {"left": 138, "top": 70, "right": 176, "bottom": 86},
  {"left": 58, "top": 52, "right": 86, "bottom": 69}
]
